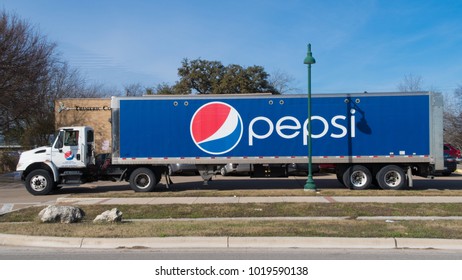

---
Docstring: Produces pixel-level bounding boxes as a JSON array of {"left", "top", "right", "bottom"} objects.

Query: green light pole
[{"left": 304, "top": 43, "right": 317, "bottom": 191}]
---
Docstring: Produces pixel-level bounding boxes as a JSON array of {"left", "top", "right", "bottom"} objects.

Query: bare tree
[
  {"left": 0, "top": 11, "right": 55, "bottom": 146},
  {"left": 124, "top": 83, "right": 145, "bottom": 96},
  {"left": 25, "top": 61, "right": 105, "bottom": 146},
  {"left": 396, "top": 74, "right": 462, "bottom": 148},
  {"left": 268, "top": 69, "right": 298, "bottom": 94},
  {"left": 1, "top": 10, "right": 105, "bottom": 147},
  {"left": 443, "top": 85, "right": 462, "bottom": 148},
  {"left": 397, "top": 74, "right": 423, "bottom": 92}
]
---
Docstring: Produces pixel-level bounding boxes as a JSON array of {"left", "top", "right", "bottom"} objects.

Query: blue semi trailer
[{"left": 17, "top": 92, "right": 443, "bottom": 195}]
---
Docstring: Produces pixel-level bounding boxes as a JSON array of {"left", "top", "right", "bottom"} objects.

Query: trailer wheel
[
  {"left": 129, "top": 167, "right": 157, "bottom": 192},
  {"left": 376, "top": 165, "right": 406, "bottom": 190},
  {"left": 342, "top": 165, "right": 372, "bottom": 190},
  {"left": 25, "top": 169, "right": 54, "bottom": 195}
]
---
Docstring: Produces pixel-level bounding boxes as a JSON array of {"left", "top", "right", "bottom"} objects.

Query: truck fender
[
  {"left": 48, "top": 161, "right": 60, "bottom": 182},
  {"left": 23, "top": 161, "right": 59, "bottom": 183}
]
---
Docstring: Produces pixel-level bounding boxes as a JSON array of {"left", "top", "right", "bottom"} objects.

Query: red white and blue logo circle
[
  {"left": 64, "top": 151, "right": 74, "bottom": 160},
  {"left": 190, "top": 102, "right": 243, "bottom": 155}
]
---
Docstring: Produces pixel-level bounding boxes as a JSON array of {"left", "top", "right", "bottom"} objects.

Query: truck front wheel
[
  {"left": 129, "top": 167, "right": 157, "bottom": 192},
  {"left": 376, "top": 165, "right": 406, "bottom": 190},
  {"left": 24, "top": 169, "right": 54, "bottom": 195}
]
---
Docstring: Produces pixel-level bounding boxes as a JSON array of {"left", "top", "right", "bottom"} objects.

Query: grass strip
[
  {"left": 1, "top": 203, "right": 462, "bottom": 239},
  {"left": 0, "top": 220, "right": 462, "bottom": 239},
  {"left": 2, "top": 203, "right": 462, "bottom": 222}
]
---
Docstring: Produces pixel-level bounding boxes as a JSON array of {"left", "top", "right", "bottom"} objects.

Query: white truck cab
[
  {"left": 16, "top": 126, "right": 95, "bottom": 195},
  {"left": 50, "top": 126, "right": 95, "bottom": 168}
]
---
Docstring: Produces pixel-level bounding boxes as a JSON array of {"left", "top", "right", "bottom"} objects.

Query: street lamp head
[{"left": 304, "top": 43, "right": 316, "bottom": 65}]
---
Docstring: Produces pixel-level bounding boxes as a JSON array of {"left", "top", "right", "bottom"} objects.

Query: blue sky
[{"left": 2, "top": 0, "right": 462, "bottom": 94}]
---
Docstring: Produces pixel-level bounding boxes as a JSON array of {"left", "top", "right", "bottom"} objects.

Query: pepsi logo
[
  {"left": 190, "top": 102, "right": 243, "bottom": 155},
  {"left": 64, "top": 151, "right": 74, "bottom": 160}
]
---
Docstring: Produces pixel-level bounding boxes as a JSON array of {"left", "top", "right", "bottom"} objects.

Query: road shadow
[
  {"left": 47, "top": 174, "right": 345, "bottom": 195},
  {"left": 51, "top": 183, "right": 132, "bottom": 195},
  {"left": 412, "top": 173, "right": 462, "bottom": 190},
  {"left": 165, "top": 174, "right": 345, "bottom": 192}
]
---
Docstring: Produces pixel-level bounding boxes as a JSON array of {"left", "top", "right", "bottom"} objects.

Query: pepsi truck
[{"left": 16, "top": 91, "right": 444, "bottom": 195}]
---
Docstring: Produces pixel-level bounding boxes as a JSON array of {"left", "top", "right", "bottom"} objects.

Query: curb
[{"left": 2, "top": 233, "right": 462, "bottom": 250}]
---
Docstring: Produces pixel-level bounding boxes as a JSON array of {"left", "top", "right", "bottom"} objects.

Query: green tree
[
  {"left": 219, "top": 64, "right": 275, "bottom": 94},
  {"left": 153, "top": 83, "right": 177, "bottom": 95},
  {"left": 175, "top": 58, "right": 224, "bottom": 94},
  {"left": 170, "top": 58, "right": 279, "bottom": 95}
]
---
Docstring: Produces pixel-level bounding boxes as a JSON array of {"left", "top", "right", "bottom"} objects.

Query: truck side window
[
  {"left": 54, "top": 131, "right": 64, "bottom": 149},
  {"left": 87, "top": 130, "right": 94, "bottom": 142},
  {"left": 64, "top": 131, "right": 79, "bottom": 146}
]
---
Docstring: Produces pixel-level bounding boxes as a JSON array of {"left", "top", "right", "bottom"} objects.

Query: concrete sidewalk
[{"left": 55, "top": 195, "right": 462, "bottom": 205}]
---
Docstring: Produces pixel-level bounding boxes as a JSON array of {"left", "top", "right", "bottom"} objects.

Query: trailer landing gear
[{"left": 196, "top": 165, "right": 217, "bottom": 185}]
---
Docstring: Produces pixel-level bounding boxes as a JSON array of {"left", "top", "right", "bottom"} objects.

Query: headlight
[{"left": 16, "top": 162, "right": 23, "bottom": 170}]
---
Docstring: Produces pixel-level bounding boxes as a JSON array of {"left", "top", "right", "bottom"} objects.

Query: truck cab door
[
  {"left": 83, "top": 127, "right": 95, "bottom": 166},
  {"left": 51, "top": 129, "right": 86, "bottom": 168}
]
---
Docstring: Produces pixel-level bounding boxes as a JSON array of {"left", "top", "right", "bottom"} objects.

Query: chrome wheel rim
[
  {"left": 134, "top": 173, "right": 151, "bottom": 189},
  {"left": 30, "top": 175, "right": 48, "bottom": 191}
]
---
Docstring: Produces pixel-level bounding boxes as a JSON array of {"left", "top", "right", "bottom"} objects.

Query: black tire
[
  {"left": 376, "top": 165, "right": 406, "bottom": 190},
  {"left": 24, "top": 169, "right": 54, "bottom": 195},
  {"left": 129, "top": 167, "right": 157, "bottom": 192},
  {"left": 342, "top": 165, "right": 372, "bottom": 190}
]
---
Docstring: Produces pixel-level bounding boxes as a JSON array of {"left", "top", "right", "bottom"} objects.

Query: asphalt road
[{"left": 1, "top": 246, "right": 462, "bottom": 260}]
